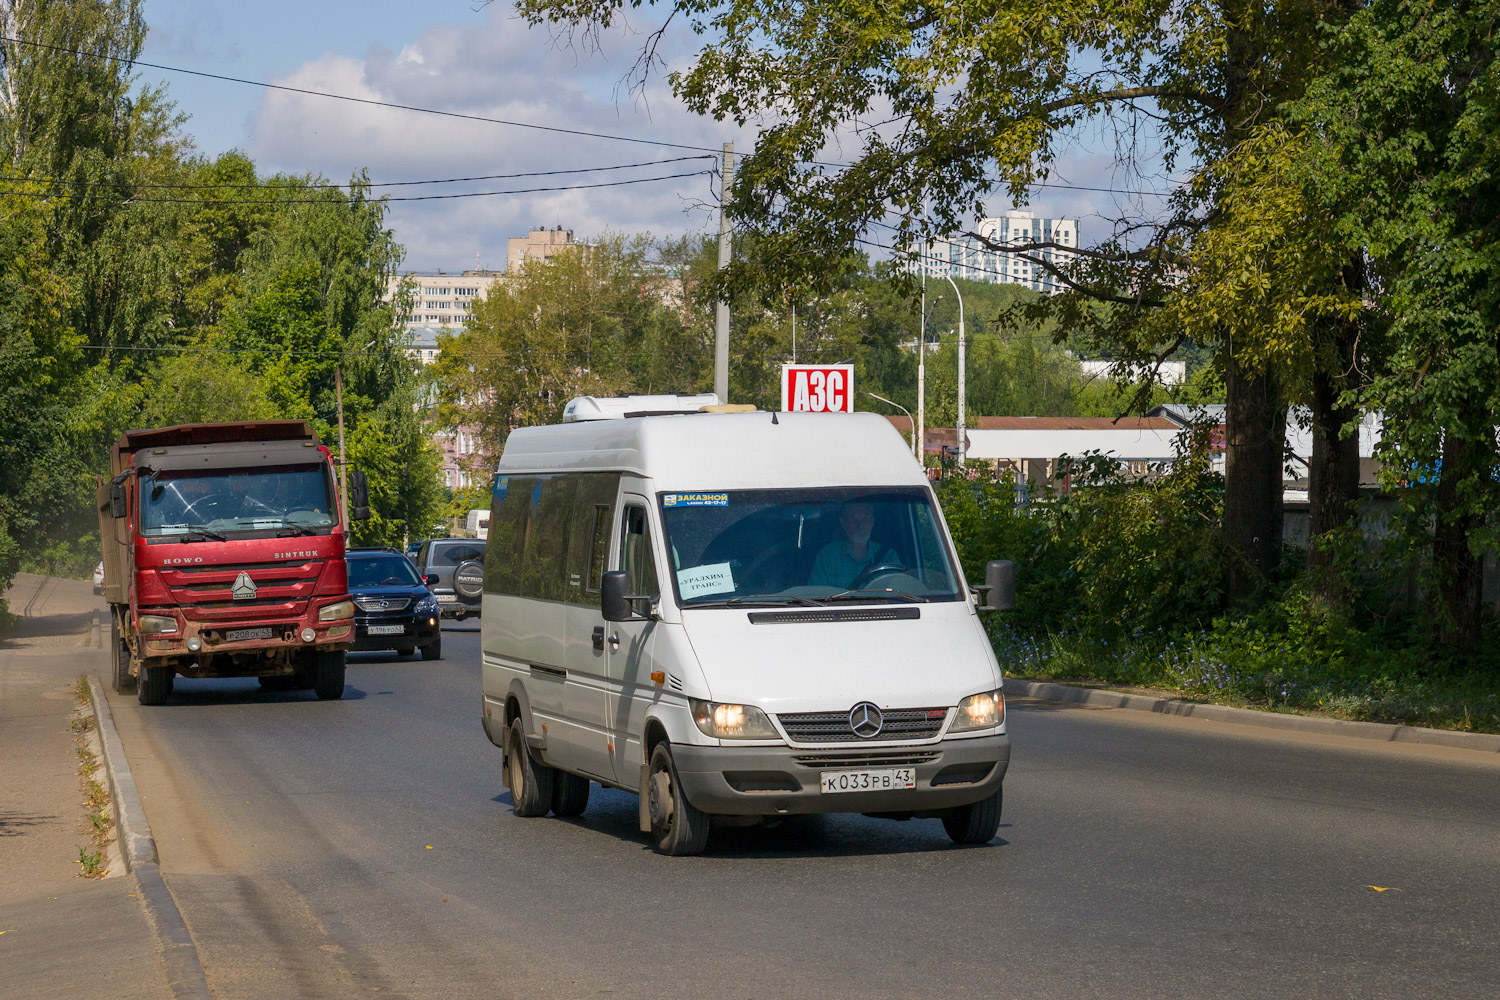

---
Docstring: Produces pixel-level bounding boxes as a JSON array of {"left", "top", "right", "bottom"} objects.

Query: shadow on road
[
  {"left": 148, "top": 681, "right": 370, "bottom": 707},
  {"left": 0, "top": 811, "right": 59, "bottom": 837},
  {"left": 491, "top": 785, "right": 1011, "bottom": 859}
]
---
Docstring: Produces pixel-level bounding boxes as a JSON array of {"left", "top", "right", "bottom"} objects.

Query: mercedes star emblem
[
  {"left": 230, "top": 571, "right": 257, "bottom": 601},
  {"left": 849, "top": 702, "right": 884, "bottom": 739}
]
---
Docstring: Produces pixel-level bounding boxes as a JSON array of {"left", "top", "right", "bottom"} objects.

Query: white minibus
[{"left": 479, "top": 395, "right": 1014, "bottom": 855}]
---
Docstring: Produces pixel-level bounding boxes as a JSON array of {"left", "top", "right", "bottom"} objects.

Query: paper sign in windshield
[
  {"left": 677, "top": 562, "right": 735, "bottom": 600},
  {"left": 663, "top": 493, "right": 729, "bottom": 508}
]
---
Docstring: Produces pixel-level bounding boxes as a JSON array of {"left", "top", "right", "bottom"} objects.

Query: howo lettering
[{"left": 96, "top": 421, "right": 371, "bottom": 705}]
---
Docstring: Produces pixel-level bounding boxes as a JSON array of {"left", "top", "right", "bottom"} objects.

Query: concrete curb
[
  {"left": 87, "top": 676, "right": 157, "bottom": 870},
  {"left": 87, "top": 676, "right": 213, "bottom": 998},
  {"left": 1003, "top": 677, "right": 1500, "bottom": 754}
]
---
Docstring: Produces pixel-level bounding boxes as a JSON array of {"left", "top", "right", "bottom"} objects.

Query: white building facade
[{"left": 904, "top": 211, "right": 1081, "bottom": 295}]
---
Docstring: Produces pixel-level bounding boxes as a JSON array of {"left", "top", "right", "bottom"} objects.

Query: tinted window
[
  {"left": 485, "top": 476, "right": 533, "bottom": 596},
  {"left": 433, "top": 542, "right": 485, "bottom": 565},
  {"left": 348, "top": 556, "right": 421, "bottom": 588},
  {"left": 566, "top": 474, "right": 620, "bottom": 607},
  {"left": 520, "top": 475, "right": 577, "bottom": 601},
  {"left": 486, "top": 472, "right": 619, "bottom": 604}
]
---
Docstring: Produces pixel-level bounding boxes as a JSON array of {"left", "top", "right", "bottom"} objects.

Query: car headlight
[
  {"left": 318, "top": 600, "right": 355, "bottom": 621},
  {"left": 138, "top": 614, "right": 178, "bottom": 634},
  {"left": 414, "top": 595, "right": 439, "bottom": 614},
  {"left": 689, "top": 699, "right": 779, "bottom": 740},
  {"left": 950, "top": 689, "right": 1004, "bottom": 732}
]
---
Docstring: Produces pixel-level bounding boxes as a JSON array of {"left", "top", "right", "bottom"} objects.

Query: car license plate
[
  {"left": 366, "top": 624, "right": 405, "bottom": 635},
  {"left": 225, "top": 627, "right": 273, "bottom": 642},
  {"left": 436, "top": 594, "right": 457, "bottom": 603},
  {"left": 819, "top": 768, "right": 917, "bottom": 794}
]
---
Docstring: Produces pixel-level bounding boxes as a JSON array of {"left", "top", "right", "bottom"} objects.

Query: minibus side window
[
  {"left": 620, "top": 505, "right": 660, "bottom": 600},
  {"left": 564, "top": 471, "right": 620, "bottom": 606},
  {"left": 485, "top": 475, "right": 535, "bottom": 596}
]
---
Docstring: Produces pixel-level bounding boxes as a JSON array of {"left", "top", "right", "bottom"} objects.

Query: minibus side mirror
[
  {"left": 348, "top": 469, "right": 371, "bottom": 521},
  {"left": 602, "top": 570, "right": 649, "bottom": 622},
  {"left": 976, "top": 559, "right": 1016, "bottom": 611},
  {"left": 109, "top": 482, "right": 127, "bottom": 519}
]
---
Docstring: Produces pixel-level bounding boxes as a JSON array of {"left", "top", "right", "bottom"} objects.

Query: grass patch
[
  {"left": 70, "top": 679, "right": 113, "bottom": 878},
  {"left": 990, "top": 617, "right": 1500, "bottom": 734}
]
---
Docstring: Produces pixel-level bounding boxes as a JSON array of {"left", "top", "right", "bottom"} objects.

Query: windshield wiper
[
  {"left": 162, "top": 525, "right": 227, "bottom": 542},
  {"left": 691, "top": 595, "right": 826, "bottom": 609},
  {"left": 822, "top": 587, "right": 930, "bottom": 604},
  {"left": 275, "top": 525, "right": 318, "bottom": 537}
]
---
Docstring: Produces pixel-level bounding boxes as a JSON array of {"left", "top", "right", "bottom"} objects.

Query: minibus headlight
[
  {"left": 318, "top": 600, "right": 355, "bottom": 621},
  {"left": 138, "top": 614, "right": 178, "bottom": 635},
  {"left": 689, "top": 699, "right": 779, "bottom": 740},
  {"left": 950, "top": 689, "right": 1004, "bottom": 732}
]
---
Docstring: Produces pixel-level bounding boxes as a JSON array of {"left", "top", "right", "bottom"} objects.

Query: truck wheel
[
  {"left": 110, "top": 618, "right": 136, "bottom": 694},
  {"left": 647, "top": 743, "right": 710, "bottom": 856},
  {"left": 942, "top": 787, "right": 1003, "bottom": 845},
  {"left": 420, "top": 635, "right": 442, "bottom": 661},
  {"left": 551, "top": 772, "right": 590, "bottom": 818},
  {"left": 137, "top": 665, "right": 171, "bottom": 706},
  {"left": 312, "top": 650, "right": 346, "bottom": 700},
  {"left": 505, "top": 717, "right": 554, "bottom": 817}
]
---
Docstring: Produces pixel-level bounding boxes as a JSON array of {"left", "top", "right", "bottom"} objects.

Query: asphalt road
[{"left": 103, "top": 625, "right": 1500, "bottom": 1000}]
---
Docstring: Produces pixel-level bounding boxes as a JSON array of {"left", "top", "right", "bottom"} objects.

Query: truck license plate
[
  {"left": 819, "top": 768, "right": 917, "bottom": 794},
  {"left": 225, "top": 627, "right": 273, "bottom": 642},
  {"left": 366, "top": 624, "right": 405, "bottom": 635}
]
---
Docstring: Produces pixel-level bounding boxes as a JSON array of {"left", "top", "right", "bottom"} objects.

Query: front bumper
[
  {"left": 350, "top": 613, "right": 441, "bottom": 651},
  {"left": 138, "top": 604, "right": 353, "bottom": 661},
  {"left": 670, "top": 734, "right": 1009, "bottom": 816}
]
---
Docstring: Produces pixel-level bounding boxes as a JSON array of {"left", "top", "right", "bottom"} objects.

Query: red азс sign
[{"left": 781, "top": 364, "right": 854, "bottom": 412}]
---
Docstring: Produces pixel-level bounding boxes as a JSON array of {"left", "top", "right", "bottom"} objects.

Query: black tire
[
  {"left": 646, "top": 743, "right": 711, "bottom": 856},
  {"left": 506, "top": 717, "right": 554, "bottom": 817},
  {"left": 137, "top": 664, "right": 171, "bottom": 706},
  {"left": 942, "top": 787, "right": 1003, "bottom": 845},
  {"left": 312, "top": 650, "right": 346, "bottom": 700},
  {"left": 420, "top": 635, "right": 442, "bottom": 661},
  {"left": 551, "top": 771, "right": 590, "bottom": 818},
  {"left": 110, "top": 617, "right": 136, "bottom": 694}
]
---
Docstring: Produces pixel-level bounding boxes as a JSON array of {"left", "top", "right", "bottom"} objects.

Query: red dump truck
[{"left": 97, "top": 421, "right": 369, "bottom": 705}]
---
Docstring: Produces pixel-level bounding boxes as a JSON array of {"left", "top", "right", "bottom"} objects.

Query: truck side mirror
[
  {"left": 601, "top": 570, "right": 641, "bottom": 622},
  {"left": 348, "top": 469, "right": 371, "bottom": 521},
  {"left": 109, "top": 482, "right": 127, "bottom": 519},
  {"left": 978, "top": 559, "right": 1016, "bottom": 611}
]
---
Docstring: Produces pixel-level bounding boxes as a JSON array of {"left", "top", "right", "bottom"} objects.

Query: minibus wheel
[
  {"left": 646, "top": 744, "right": 710, "bottom": 856},
  {"left": 551, "top": 772, "right": 590, "bottom": 817},
  {"left": 506, "top": 718, "right": 555, "bottom": 817},
  {"left": 942, "top": 787, "right": 1003, "bottom": 845}
]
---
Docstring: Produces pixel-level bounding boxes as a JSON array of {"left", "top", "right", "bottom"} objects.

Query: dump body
[{"left": 98, "top": 421, "right": 357, "bottom": 695}]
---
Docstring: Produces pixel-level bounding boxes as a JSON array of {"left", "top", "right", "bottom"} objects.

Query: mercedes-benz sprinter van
[{"left": 479, "top": 395, "right": 1012, "bottom": 855}]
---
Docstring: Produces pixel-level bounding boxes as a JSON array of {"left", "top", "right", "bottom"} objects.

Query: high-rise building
[
  {"left": 507, "top": 226, "right": 584, "bottom": 273},
  {"left": 902, "top": 211, "right": 1081, "bottom": 294}
]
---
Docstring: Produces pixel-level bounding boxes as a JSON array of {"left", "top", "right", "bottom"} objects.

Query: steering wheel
[{"left": 851, "top": 562, "right": 907, "bottom": 589}]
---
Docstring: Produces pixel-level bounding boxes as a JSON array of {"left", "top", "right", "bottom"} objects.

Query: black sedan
[{"left": 346, "top": 549, "right": 442, "bottom": 660}]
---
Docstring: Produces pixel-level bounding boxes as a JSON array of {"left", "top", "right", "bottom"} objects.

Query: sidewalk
[{"left": 1, "top": 573, "right": 170, "bottom": 1000}]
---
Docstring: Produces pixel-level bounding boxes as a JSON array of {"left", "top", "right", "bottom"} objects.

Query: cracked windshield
[
  {"left": 139, "top": 466, "right": 335, "bottom": 536},
  {"left": 658, "top": 487, "right": 963, "bottom": 606}
]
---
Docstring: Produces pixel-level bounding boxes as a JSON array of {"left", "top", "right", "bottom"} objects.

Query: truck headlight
[
  {"left": 138, "top": 614, "right": 178, "bottom": 634},
  {"left": 950, "top": 690, "right": 1004, "bottom": 732},
  {"left": 689, "top": 699, "right": 779, "bottom": 740},
  {"left": 318, "top": 600, "right": 355, "bottom": 621}
]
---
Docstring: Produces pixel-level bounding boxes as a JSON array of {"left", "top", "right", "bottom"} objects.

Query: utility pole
[
  {"left": 335, "top": 367, "right": 349, "bottom": 528},
  {"left": 791, "top": 303, "right": 796, "bottom": 363},
  {"left": 943, "top": 275, "right": 966, "bottom": 469},
  {"left": 916, "top": 277, "right": 925, "bottom": 466},
  {"left": 714, "top": 142, "right": 734, "bottom": 402}
]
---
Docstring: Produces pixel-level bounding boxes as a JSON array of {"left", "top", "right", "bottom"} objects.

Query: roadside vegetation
[{"left": 70, "top": 676, "right": 112, "bottom": 877}]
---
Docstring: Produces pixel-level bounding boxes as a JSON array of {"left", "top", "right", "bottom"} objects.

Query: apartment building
[
  {"left": 903, "top": 211, "right": 1082, "bottom": 294},
  {"left": 507, "top": 226, "right": 583, "bottom": 273}
]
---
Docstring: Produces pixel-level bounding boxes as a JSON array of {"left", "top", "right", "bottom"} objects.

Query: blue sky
[{"left": 136, "top": 1, "right": 1166, "bottom": 271}]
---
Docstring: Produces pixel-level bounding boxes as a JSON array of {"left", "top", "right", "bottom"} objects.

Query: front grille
[
  {"left": 748, "top": 607, "right": 921, "bottom": 624},
  {"left": 777, "top": 707, "right": 949, "bottom": 743},
  {"left": 354, "top": 596, "right": 410, "bottom": 612},
  {"left": 792, "top": 750, "right": 941, "bottom": 768}
]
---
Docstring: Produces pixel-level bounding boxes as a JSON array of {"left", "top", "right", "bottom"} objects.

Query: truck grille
[
  {"left": 160, "top": 558, "right": 326, "bottom": 621},
  {"left": 777, "top": 707, "right": 949, "bottom": 743}
]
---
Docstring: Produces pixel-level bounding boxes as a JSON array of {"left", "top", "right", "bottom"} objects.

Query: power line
[
  {"left": 2, "top": 34, "right": 728, "bottom": 156},
  {"left": 0, "top": 169, "right": 713, "bottom": 206},
  {"left": 0, "top": 156, "right": 715, "bottom": 192}
]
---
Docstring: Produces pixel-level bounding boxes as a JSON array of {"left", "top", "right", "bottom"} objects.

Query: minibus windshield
[{"left": 658, "top": 487, "right": 964, "bottom": 607}]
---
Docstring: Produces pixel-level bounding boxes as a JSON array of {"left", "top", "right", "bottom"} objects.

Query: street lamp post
[
  {"left": 863, "top": 391, "right": 916, "bottom": 457},
  {"left": 942, "top": 275, "right": 966, "bottom": 469}
]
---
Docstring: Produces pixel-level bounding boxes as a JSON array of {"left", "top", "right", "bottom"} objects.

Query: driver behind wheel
[{"left": 807, "top": 501, "right": 899, "bottom": 588}]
